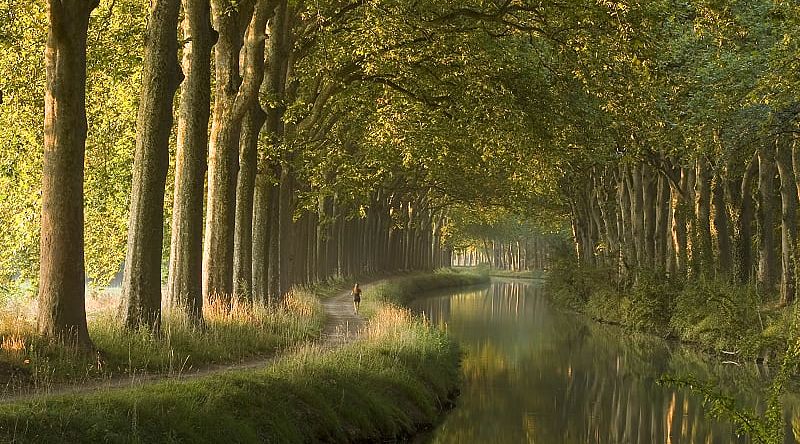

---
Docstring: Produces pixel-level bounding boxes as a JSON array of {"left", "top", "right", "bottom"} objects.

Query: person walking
[{"left": 352, "top": 283, "right": 362, "bottom": 314}]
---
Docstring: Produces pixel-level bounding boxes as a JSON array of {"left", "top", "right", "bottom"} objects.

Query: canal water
[{"left": 409, "top": 279, "right": 794, "bottom": 443}]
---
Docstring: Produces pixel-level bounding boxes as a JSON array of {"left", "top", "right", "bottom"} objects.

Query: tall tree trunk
[
  {"left": 629, "top": 165, "right": 645, "bottom": 267},
  {"left": 261, "top": 0, "right": 289, "bottom": 298},
  {"left": 758, "top": 144, "right": 779, "bottom": 293},
  {"left": 233, "top": 105, "right": 266, "bottom": 301},
  {"left": 121, "top": 0, "right": 183, "bottom": 331},
  {"left": 168, "top": 0, "right": 215, "bottom": 324},
  {"left": 776, "top": 138, "right": 798, "bottom": 304},
  {"left": 712, "top": 171, "right": 733, "bottom": 278},
  {"left": 38, "top": 0, "right": 98, "bottom": 347},
  {"left": 694, "top": 156, "right": 713, "bottom": 275},
  {"left": 736, "top": 153, "right": 758, "bottom": 284},
  {"left": 251, "top": 167, "right": 274, "bottom": 302},
  {"left": 654, "top": 174, "right": 670, "bottom": 271},
  {"left": 266, "top": 164, "right": 281, "bottom": 300},
  {"left": 203, "top": 0, "right": 259, "bottom": 306},
  {"left": 671, "top": 170, "right": 689, "bottom": 278},
  {"left": 641, "top": 165, "right": 657, "bottom": 268}
]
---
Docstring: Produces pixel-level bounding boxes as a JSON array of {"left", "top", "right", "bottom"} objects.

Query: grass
[
  {"left": 0, "top": 271, "right": 474, "bottom": 443},
  {"left": 0, "top": 309, "right": 460, "bottom": 443},
  {"left": 360, "top": 269, "right": 489, "bottom": 318},
  {"left": 453, "top": 264, "right": 545, "bottom": 280},
  {"left": 0, "top": 287, "right": 324, "bottom": 392}
]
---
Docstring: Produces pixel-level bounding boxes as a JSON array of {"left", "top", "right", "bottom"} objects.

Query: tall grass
[
  {"left": 0, "top": 288, "right": 323, "bottom": 392},
  {"left": 0, "top": 273, "right": 465, "bottom": 443}
]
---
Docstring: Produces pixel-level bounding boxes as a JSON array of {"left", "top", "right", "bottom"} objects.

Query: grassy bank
[
  {"left": 361, "top": 269, "right": 489, "bottom": 317},
  {"left": 452, "top": 265, "right": 545, "bottom": 280},
  {"left": 0, "top": 271, "right": 482, "bottom": 442},
  {"left": 0, "top": 288, "right": 324, "bottom": 391},
  {"left": 545, "top": 260, "right": 792, "bottom": 360}
]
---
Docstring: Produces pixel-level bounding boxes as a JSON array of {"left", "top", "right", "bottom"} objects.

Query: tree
[
  {"left": 120, "top": 0, "right": 183, "bottom": 330},
  {"left": 38, "top": 0, "right": 100, "bottom": 348},
  {"left": 168, "top": 0, "right": 216, "bottom": 324}
]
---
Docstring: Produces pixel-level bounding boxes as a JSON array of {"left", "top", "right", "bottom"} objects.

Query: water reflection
[{"left": 411, "top": 280, "right": 787, "bottom": 444}]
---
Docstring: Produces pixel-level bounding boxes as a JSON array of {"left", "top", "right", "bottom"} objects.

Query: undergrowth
[{"left": 545, "top": 259, "right": 789, "bottom": 359}]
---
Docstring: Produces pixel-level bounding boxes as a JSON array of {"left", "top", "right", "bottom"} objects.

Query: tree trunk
[
  {"left": 641, "top": 165, "right": 657, "bottom": 268},
  {"left": 736, "top": 153, "right": 758, "bottom": 284},
  {"left": 266, "top": 164, "right": 281, "bottom": 301},
  {"left": 712, "top": 171, "right": 733, "bottom": 278},
  {"left": 168, "top": 0, "right": 214, "bottom": 324},
  {"left": 776, "top": 138, "right": 798, "bottom": 304},
  {"left": 654, "top": 174, "right": 670, "bottom": 271},
  {"left": 203, "top": 0, "right": 261, "bottom": 306},
  {"left": 671, "top": 169, "right": 689, "bottom": 278},
  {"left": 694, "top": 156, "right": 713, "bottom": 275},
  {"left": 233, "top": 105, "right": 266, "bottom": 301},
  {"left": 261, "top": 0, "right": 289, "bottom": 298},
  {"left": 38, "top": 0, "right": 98, "bottom": 348},
  {"left": 121, "top": 0, "right": 182, "bottom": 331},
  {"left": 758, "top": 144, "right": 779, "bottom": 293},
  {"left": 252, "top": 166, "right": 274, "bottom": 302}
]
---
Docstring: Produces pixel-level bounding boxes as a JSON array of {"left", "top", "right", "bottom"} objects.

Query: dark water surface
[{"left": 410, "top": 279, "right": 795, "bottom": 444}]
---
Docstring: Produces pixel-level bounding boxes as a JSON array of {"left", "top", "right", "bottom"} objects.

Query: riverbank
[
  {"left": 0, "top": 270, "right": 485, "bottom": 442},
  {"left": 453, "top": 265, "right": 545, "bottom": 280},
  {"left": 544, "top": 260, "right": 793, "bottom": 362}
]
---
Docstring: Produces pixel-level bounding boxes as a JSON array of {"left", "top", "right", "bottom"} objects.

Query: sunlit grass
[
  {"left": 0, "top": 287, "right": 324, "bottom": 391},
  {"left": 0, "top": 273, "right": 468, "bottom": 443}
]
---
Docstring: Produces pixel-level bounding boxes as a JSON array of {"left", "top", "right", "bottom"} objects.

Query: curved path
[{"left": 0, "top": 286, "right": 366, "bottom": 404}]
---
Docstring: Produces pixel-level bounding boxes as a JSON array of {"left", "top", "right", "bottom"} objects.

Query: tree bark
[
  {"left": 671, "top": 169, "right": 689, "bottom": 278},
  {"left": 38, "top": 0, "right": 98, "bottom": 348},
  {"left": 168, "top": 0, "right": 215, "bottom": 325},
  {"left": 251, "top": 166, "right": 274, "bottom": 302},
  {"left": 712, "top": 171, "right": 733, "bottom": 278},
  {"left": 233, "top": 105, "right": 266, "bottom": 301},
  {"left": 203, "top": 0, "right": 257, "bottom": 306},
  {"left": 694, "top": 156, "right": 713, "bottom": 275},
  {"left": 121, "top": 0, "right": 183, "bottom": 331},
  {"left": 776, "top": 138, "right": 798, "bottom": 304},
  {"left": 758, "top": 144, "right": 779, "bottom": 293},
  {"left": 736, "top": 153, "right": 758, "bottom": 284}
]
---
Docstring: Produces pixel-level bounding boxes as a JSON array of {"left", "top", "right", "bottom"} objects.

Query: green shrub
[
  {"left": 670, "top": 279, "right": 763, "bottom": 356},
  {"left": 619, "top": 271, "right": 677, "bottom": 336},
  {"left": 544, "top": 258, "right": 616, "bottom": 310}
]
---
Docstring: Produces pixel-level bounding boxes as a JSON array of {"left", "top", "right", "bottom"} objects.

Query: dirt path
[{"left": 0, "top": 286, "right": 366, "bottom": 404}]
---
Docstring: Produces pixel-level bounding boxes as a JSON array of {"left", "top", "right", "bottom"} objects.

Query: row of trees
[
  {"left": 11, "top": 0, "right": 588, "bottom": 349},
  {"left": 559, "top": 1, "right": 800, "bottom": 305},
  {"left": 9, "top": 0, "right": 797, "bottom": 349}
]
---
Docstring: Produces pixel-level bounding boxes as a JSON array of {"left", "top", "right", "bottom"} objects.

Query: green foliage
[
  {"left": 620, "top": 271, "right": 678, "bottom": 336},
  {"left": 671, "top": 279, "right": 765, "bottom": 356},
  {"left": 545, "top": 263, "right": 792, "bottom": 360},
  {"left": 544, "top": 258, "right": 617, "bottom": 310}
]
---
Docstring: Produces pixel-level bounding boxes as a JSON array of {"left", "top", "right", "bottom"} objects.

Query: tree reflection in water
[{"left": 411, "top": 280, "right": 792, "bottom": 444}]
